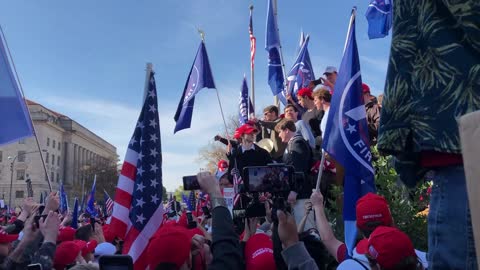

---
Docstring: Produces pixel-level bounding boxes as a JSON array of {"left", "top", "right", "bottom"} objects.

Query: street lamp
[{"left": 8, "top": 149, "right": 47, "bottom": 211}]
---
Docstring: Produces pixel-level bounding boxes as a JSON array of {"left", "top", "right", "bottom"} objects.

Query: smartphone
[
  {"left": 34, "top": 215, "right": 47, "bottom": 228},
  {"left": 99, "top": 255, "right": 133, "bottom": 270},
  {"left": 183, "top": 175, "right": 200, "bottom": 191},
  {"left": 186, "top": 211, "right": 197, "bottom": 229},
  {"left": 202, "top": 206, "right": 211, "bottom": 219},
  {"left": 243, "top": 165, "right": 294, "bottom": 193},
  {"left": 27, "top": 263, "right": 42, "bottom": 270}
]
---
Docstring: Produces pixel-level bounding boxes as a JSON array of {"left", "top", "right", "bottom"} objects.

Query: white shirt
[{"left": 241, "top": 144, "right": 255, "bottom": 153}]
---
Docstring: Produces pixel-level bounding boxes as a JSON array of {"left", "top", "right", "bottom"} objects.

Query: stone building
[{"left": 0, "top": 100, "right": 117, "bottom": 206}]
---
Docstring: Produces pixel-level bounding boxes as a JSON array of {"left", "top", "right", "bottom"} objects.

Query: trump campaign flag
[
  {"left": 86, "top": 176, "right": 97, "bottom": 217},
  {"left": 365, "top": 0, "right": 393, "bottom": 39},
  {"left": 0, "top": 31, "right": 34, "bottom": 145},
  {"left": 322, "top": 9, "right": 376, "bottom": 256},
  {"left": 71, "top": 197, "right": 79, "bottom": 229},
  {"left": 110, "top": 71, "right": 164, "bottom": 269},
  {"left": 239, "top": 76, "right": 249, "bottom": 125},
  {"left": 174, "top": 41, "right": 216, "bottom": 133},
  {"left": 286, "top": 35, "right": 315, "bottom": 103},
  {"left": 265, "top": 0, "right": 286, "bottom": 103},
  {"left": 59, "top": 184, "right": 68, "bottom": 214}
]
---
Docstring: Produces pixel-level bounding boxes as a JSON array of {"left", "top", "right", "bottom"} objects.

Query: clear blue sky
[{"left": 0, "top": 0, "right": 391, "bottom": 191}]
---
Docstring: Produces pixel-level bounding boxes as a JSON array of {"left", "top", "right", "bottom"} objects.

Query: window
[
  {"left": 57, "top": 156, "right": 60, "bottom": 166},
  {"left": 15, "top": 191, "right": 24, "bottom": 199},
  {"left": 45, "top": 153, "right": 49, "bottom": 163},
  {"left": 17, "top": 151, "right": 26, "bottom": 162},
  {"left": 52, "top": 154, "right": 55, "bottom": 165},
  {"left": 56, "top": 173, "right": 60, "bottom": 183},
  {"left": 47, "top": 138, "right": 50, "bottom": 146},
  {"left": 16, "top": 169, "right": 25, "bottom": 180},
  {"left": 0, "top": 151, "right": 2, "bottom": 162},
  {"left": 58, "top": 142, "right": 61, "bottom": 150},
  {"left": 18, "top": 139, "right": 26, "bottom": 144},
  {"left": 53, "top": 140, "right": 56, "bottom": 148},
  {"left": 50, "top": 171, "right": 54, "bottom": 183}
]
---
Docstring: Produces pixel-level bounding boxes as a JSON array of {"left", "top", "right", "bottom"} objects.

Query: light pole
[{"left": 8, "top": 149, "right": 46, "bottom": 210}]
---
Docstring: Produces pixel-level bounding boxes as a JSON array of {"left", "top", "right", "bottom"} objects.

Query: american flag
[
  {"left": 104, "top": 190, "right": 114, "bottom": 217},
  {"left": 231, "top": 162, "right": 243, "bottom": 206},
  {"left": 110, "top": 71, "right": 164, "bottom": 270},
  {"left": 249, "top": 6, "right": 256, "bottom": 71}
]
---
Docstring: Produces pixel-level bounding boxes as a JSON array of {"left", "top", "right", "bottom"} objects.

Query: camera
[
  {"left": 243, "top": 164, "right": 294, "bottom": 193},
  {"left": 232, "top": 193, "right": 266, "bottom": 220},
  {"left": 183, "top": 175, "right": 200, "bottom": 191}
]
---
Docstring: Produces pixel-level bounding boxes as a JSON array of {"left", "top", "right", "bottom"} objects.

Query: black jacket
[
  {"left": 209, "top": 206, "right": 244, "bottom": 270},
  {"left": 283, "top": 135, "right": 313, "bottom": 199},
  {"left": 227, "top": 144, "right": 273, "bottom": 183}
]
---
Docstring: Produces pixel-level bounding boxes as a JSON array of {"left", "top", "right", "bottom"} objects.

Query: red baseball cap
[
  {"left": 102, "top": 224, "right": 116, "bottom": 243},
  {"left": 0, "top": 229, "right": 18, "bottom": 243},
  {"left": 147, "top": 226, "right": 191, "bottom": 269},
  {"left": 235, "top": 124, "right": 258, "bottom": 137},
  {"left": 356, "top": 193, "right": 393, "bottom": 232},
  {"left": 54, "top": 241, "right": 83, "bottom": 270},
  {"left": 244, "top": 233, "right": 276, "bottom": 270},
  {"left": 366, "top": 226, "right": 416, "bottom": 269},
  {"left": 217, "top": 160, "right": 228, "bottom": 172},
  {"left": 297, "top": 87, "right": 313, "bottom": 99},
  {"left": 362, "top": 83, "right": 370, "bottom": 94},
  {"left": 57, "top": 226, "right": 76, "bottom": 243},
  {"left": 74, "top": 239, "right": 98, "bottom": 256}
]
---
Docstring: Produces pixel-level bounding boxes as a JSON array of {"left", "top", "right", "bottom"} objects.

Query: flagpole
[
  {"left": 0, "top": 25, "right": 52, "bottom": 192},
  {"left": 198, "top": 29, "right": 230, "bottom": 139},
  {"left": 249, "top": 5, "right": 256, "bottom": 115},
  {"left": 272, "top": 0, "right": 287, "bottom": 109},
  {"left": 143, "top": 63, "right": 153, "bottom": 102},
  {"left": 315, "top": 152, "right": 326, "bottom": 192}
]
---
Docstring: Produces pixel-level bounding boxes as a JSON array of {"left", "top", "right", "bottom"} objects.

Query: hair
[
  {"left": 263, "top": 105, "right": 279, "bottom": 116},
  {"left": 368, "top": 255, "right": 423, "bottom": 270},
  {"left": 75, "top": 225, "right": 93, "bottom": 241},
  {"left": 359, "top": 220, "right": 384, "bottom": 238},
  {"left": 299, "top": 231, "right": 328, "bottom": 270},
  {"left": 313, "top": 89, "right": 332, "bottom": 103},
  {"left": 284, "top": 104, "right": 298, "bottom": 113},
  {"left": 275, "top": 119, "right": 296, "bottom": 133}
]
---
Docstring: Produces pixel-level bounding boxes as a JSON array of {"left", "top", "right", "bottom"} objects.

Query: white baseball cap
[{"left": 323, "top": 66, "right": 337, "bottom": 74}]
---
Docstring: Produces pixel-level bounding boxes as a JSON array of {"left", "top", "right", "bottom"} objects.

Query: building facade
[{"left": 0, "top": 100, "right": 118, "bottom": 206}]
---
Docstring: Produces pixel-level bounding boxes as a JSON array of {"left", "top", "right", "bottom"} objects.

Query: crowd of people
[{"left": 0, "top": 1, "right": 478, "bottom": 269}]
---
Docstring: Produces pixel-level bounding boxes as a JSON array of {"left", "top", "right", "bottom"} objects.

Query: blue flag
[
  {"left": 59, "top": 184, "right": 68, "bottom": 214},
  {"left": 322, "top": 9, "right": 376, "bottom": 256},
  {"left": 71, "top": 197, "right": 79, "bottom": 229},
  {"left": 80, "top": 192, "right": 86, "bottom": 213},
  {"left": 286, "top": 35, "right": 315, "bottom": 102},
  {"left": 0, "top": 35, "right": 34, "bottom": 145},
  {"left": 181, "top": 193, "right": 188, "bottom": 206},
  {"left": 265, "top": 0, "right": 285, "bottom": 102},
  {"left": 86, "top": 176, "right": 97, "bottom": 217},
  {"left": 174, "top": 41, "right": 216, "bottom": 133},
  {"left": 188, "top": 191, "right": 196, "bottom": 212},
  {"left": 365, "top": 0, "right": 393, "bottom": 39},
  {"left": 239, "top": 77, "right": 249, "bottom": 125}
]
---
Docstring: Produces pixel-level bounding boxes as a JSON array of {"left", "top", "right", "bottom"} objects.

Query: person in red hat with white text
[
  {"left": 363, "top": 226, "right": 424, "bottom": 270},
  {"left": 311, "top": 191, "right": 428, "bottom": 270}
]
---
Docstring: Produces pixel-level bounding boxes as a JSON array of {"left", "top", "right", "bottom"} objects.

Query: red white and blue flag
[
  {"left": 249, "top": 7, "right": 256, "bottom": 71},
  {"left": 110, "top": 71, "right": 164, "bottom": 270},
  {"left": 104, "top": 190, "right": 114, "bottom": 217}
]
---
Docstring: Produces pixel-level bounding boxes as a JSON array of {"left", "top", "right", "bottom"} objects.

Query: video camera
[{"left": 232, "top": 164, "right": 294, "bottom": 220}]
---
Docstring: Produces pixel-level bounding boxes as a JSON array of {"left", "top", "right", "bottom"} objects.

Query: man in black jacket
[
  {"left": 227, "top": 124, "right": 273, "bottom": 186},
  {"left": 275, "top": 119, "right": 314, "bottom": 230}
]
